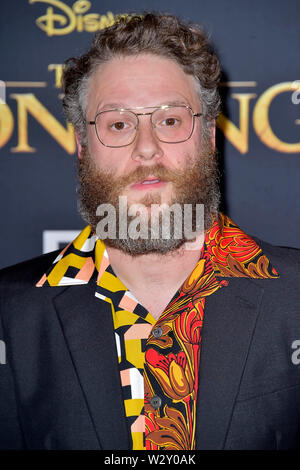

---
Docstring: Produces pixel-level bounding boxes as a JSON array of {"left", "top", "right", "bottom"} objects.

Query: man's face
[{"left": 77, "top": 54, "right": 219, "bottom": 254}]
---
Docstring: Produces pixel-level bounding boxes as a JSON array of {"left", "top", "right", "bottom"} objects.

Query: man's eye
[
  {"left": 111, "top": 121, "right": 128, "bottom": 131},
  {"left": 161, "top": 117, "right": 179, "bottom": 127}
]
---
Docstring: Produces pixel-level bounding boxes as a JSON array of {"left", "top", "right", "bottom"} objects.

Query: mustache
[{"left": 112, "top": 163, "right": 190, "bottom": 190}]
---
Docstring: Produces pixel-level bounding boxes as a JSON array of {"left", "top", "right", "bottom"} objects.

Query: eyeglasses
[{"left": 87, "top": 105, "right": 202, "bottom": 148}]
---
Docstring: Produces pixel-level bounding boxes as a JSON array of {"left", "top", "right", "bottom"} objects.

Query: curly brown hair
[{"left": 62, "top": 13, "right": 221, "bottom": 144}]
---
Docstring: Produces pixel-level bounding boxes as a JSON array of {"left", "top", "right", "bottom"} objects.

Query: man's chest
[{"left": 125, "top": 287, "right": 180, "bottom": 321}]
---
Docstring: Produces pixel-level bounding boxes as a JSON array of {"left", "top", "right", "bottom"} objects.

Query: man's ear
[{"left": 75, "top": 131, "right": 84, "bottom": 159}]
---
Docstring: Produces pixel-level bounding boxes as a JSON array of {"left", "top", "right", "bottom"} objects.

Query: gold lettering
[
  {"left": 217, "top": 93, "right": 257, "bottom": 154},
  {"left": 253, "top": 82, "right": 300, "bottom": 153},
  {"left": 74, "top": 1, "right": 90, "bottom": 31},
  {"left": 76, "top": 15, "right": 84, "bottom": 32},
  {"left": 10, "top": 93, "right": 75, "bottom": 154},
  {"left": 30, "top": 0, "right": 116, "bottom": 36},
  {"left": 98, "top": 11, "right": 115, "bottom": 30},
  {"left": 73, "top": 0, "right": 91, "bottom": 14},
  {"left": 48, "top": 64, "right": 64, "bottom": 88},
  {"left": 84, "top": 13, "right": 101, "bottom": 32},
  {"left": 30, "top": 0, "right": 76, "bottom": 36},
  {"left": 0, "top": 100, "right": 14, "bottom": 149}
]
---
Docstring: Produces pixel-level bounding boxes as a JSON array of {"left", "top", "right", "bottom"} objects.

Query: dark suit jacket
[{"left": 0, "top": 238, "right": 300, "bottom": 450}]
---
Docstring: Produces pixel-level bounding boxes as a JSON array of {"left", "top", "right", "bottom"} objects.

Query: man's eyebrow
[
  {"left": 97, "top": 103, "right": 127, "bottom": 111},
  {"left": 158, "top": 100, "right": 191, "bottom": 107}
]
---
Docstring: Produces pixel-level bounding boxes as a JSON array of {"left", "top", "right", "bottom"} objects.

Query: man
[{"left": 0, "top": 13, "right": 300, "bottom": 450}]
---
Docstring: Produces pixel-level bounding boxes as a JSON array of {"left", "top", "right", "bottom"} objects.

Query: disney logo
[{"left": 29, "top": 0, "right": 119, "bottom": 36}]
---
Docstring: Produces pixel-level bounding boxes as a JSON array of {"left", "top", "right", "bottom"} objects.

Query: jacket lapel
[
  {"left": 51, "top": 274, "right": 265, "bottom": 450},
  {"left": 53, "top": 282, "right": 130, "bottom": 450},
  {"left": 196, "top": 277, "right": 264, "bottom": 449}
]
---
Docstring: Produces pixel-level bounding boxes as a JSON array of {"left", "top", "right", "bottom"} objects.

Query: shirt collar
[{"left": 36, "top": 213, "right": 279, "bottom": 288}]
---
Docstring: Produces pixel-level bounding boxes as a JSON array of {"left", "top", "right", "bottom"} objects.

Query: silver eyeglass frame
[{"left": 87, "top": 104, "right": 203, "bottom": 148}]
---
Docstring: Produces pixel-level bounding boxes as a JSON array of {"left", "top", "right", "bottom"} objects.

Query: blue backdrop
[{"left": 0, "top": 0, "right": 299, "bottom": 269}]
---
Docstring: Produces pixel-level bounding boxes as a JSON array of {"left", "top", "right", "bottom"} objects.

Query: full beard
[{"left": 77, "top": 142, "right": 220, "bottom": 255}]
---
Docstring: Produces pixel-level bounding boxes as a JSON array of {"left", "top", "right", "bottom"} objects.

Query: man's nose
[{"left": 130, "top": 116, "right": 163, "bottom": 162}]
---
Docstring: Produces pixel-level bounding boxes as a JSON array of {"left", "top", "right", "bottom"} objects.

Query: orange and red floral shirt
[{"left": 37, "top": 213, "right": 279, "bottom": 450}]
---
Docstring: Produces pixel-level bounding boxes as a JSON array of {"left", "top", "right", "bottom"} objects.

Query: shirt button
[
  {"left": 152, "top": 326, "right": 163, "bottom": 338},
  {"left": 150, "top": 396, "right": 162, "bottom": 409}
]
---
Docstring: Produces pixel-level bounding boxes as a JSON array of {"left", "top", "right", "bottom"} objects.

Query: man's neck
[{"left": 106, "top": 240, "right": 203, "bottom": 320}]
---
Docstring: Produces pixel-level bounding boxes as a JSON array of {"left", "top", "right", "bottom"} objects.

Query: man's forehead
[{"left": 87, "top": 55, "right": 201, "bottom": 115}]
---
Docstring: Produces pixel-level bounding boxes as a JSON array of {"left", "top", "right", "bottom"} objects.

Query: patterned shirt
[{"left": 37, "top": 213, "right": 279, "bottom": 450}]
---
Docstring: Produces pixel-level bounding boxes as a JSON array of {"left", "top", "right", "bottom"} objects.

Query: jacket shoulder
[
  {"left": 252, "top": 235, "right": 300, "bottom": 277},
  {"left": 0, "top": 250, "right": 61, "bottom": 287}
]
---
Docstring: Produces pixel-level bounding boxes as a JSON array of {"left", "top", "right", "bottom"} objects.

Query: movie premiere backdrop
[{"left": 0, "top": 0, "right": 299, "bottom": 269}]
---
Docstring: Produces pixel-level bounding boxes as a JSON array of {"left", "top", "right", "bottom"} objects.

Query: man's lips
[{"left": 130, "top": 177, "right": 167, "bottom": 191}]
